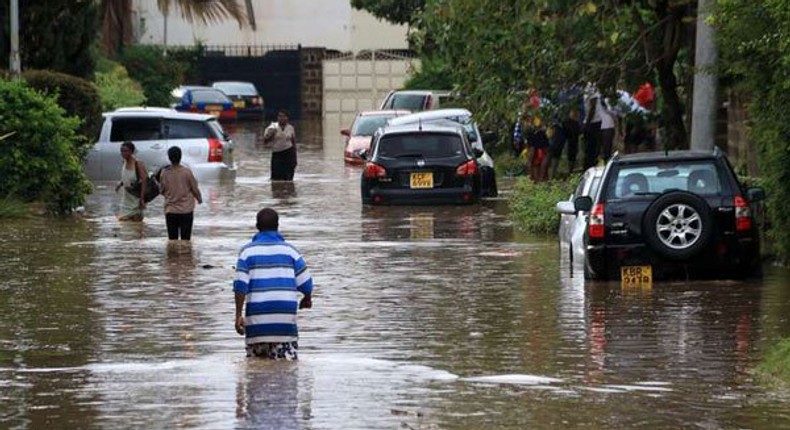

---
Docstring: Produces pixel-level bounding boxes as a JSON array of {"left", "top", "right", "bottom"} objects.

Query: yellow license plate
[
  {"left": 621, "top": 265, "right": 652, "bottom": 287},
  {"left": 410, "top": 172, "right": 433, "bottom": 189},
  {"left": 233, "top": 100, "right": 245, "bottom": 108},
  {"left": 205, "top": 105, "right": 222, "bottom": 111}
]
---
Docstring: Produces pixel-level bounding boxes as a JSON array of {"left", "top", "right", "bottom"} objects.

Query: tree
[
  {"left": 0, "top": 0, "right": 98, "bottom": 79},
  {"left": 99, "top": 0, "right": 247, "bottom": 56},
  {"left": 351, "top": 0, "right": 425, "bottom": 25}
]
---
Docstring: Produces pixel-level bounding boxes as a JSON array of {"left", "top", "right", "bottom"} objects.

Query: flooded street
[{"left": 3, "top": 120, "right": 790, "bottom": 429}]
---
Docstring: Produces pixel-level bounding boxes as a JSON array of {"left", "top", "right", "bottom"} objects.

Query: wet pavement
[{"left": 2, "top": 120, "right": 790, "bottom": 429}]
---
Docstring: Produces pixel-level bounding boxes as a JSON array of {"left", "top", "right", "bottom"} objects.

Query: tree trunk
[{"left": 656, "top": 61, "right": 688, "bottom": 149}]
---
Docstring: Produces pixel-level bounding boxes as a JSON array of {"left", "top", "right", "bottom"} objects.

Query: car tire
[{"left": 642, "top": 191, "right": 714, "bottom": 260}]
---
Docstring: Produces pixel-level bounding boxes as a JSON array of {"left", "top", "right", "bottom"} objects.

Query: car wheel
[{"left": 642, "top": 191, "right": 713, "bottom": 260}]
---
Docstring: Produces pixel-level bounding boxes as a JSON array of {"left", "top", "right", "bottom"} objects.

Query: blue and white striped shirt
[{"left": 234, "top": 231, "right": 313, "bottom": 344}]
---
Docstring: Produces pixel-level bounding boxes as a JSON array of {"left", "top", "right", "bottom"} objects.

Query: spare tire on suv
[{"left": 642, "top": 191, "right": 714, "bottom": 260}]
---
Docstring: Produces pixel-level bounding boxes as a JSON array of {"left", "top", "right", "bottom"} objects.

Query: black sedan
[{"left": 360, "top": 122, "right": 483, "bottom": 205}]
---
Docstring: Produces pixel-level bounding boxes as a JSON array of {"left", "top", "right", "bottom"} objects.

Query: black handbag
[{"left": 126, "top": 161, "right": 161, "bottom": 203}]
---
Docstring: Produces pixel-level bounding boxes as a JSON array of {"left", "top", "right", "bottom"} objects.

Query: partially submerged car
[
  {"left": 84, "top": 109, "right": 235, "bottom": 181},
  {"left": 342, "top": 110, "right": 410, "bottom": 164},
  {"left": 211, "top": 81, "right": 264, "bottom": 118},
  {"left": 570, "top": 149, "right": 764, "bottom": 281},
  {"left": 171, "top": 86, "right": 237, "bottom": 121},
  {"left": 360, "top": 122, "right": 482, "bottom": 205},
  {"left": 555, "top": 167, "right": 604, "bottom": 267},
  {"left": 387, "top": 109, "right": 497, "bottom": 197}
]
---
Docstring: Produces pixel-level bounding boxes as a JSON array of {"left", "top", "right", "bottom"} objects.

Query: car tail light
[
  {"left": 363, "top": 162, "right": 386, "bottom": 179},
  {"left": 253, "top": 97, "right": 262, "bottom": 106},
  {"left": 589, "top": 203, "right": 605, "bottom": 239},
  {"left": 456, "top": 160, "right": 478, "bottom": 176},
  {"left": 208, "top": 138, "right": 224, "bottom": 162},
  {"left": 190, "top": 105, "right": 199, "bottom": 112},
  {"left": 734, "top": 195, "right": 752, "bottom": 231}
]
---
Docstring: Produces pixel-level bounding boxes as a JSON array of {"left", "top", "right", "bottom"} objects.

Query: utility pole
[
  {"left": 9, "top": 0, "right": 20, "bottom": 76},
  {"left": 690, "top": 0, "right": 717, "bottom": 150}
]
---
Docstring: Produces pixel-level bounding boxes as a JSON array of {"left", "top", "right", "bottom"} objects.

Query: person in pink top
[{"left": 158, "top": 146, "right": 203, "bottom": 240}]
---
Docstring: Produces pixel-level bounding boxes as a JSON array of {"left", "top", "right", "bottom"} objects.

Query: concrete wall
[{"left": 132, "top": 0, "right": 408, "bottom": 52}]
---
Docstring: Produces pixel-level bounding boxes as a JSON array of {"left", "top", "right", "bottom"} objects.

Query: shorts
[
  {"left": 247, "top": 341, "right": 299, "bottom": 360},
  {"left": 531, "top": 148, "right": 547, "bottom": 167}
]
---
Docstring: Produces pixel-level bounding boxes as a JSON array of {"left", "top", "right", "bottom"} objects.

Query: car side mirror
[
  {"left": 555, "top": 201, "right": 576, "bottom": 215},
  {"left": 574, "top": 196, "right": 593, "bottom": 212},
  {"left": 341, "top": 128, "right": 351, "bottom": 137},
  {"left": 358, "top": 148, "right": 368, "bottom": 160},
  {"left": 473, "top": 148, "right": 484, "bottom": 158},
  {"left": 746, "top": 186, "right": 765, "bottom": 202}
]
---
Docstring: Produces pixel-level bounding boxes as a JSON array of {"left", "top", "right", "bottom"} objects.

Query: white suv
[{"left": 84, "top": 109, "right": 235, "bottom": 181}]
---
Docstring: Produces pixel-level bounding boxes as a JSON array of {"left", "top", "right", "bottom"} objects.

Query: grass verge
[
  {"left": 757, "top": 338, "right": 790, "bottom": 388},
  {"left": 509, "top": 176, "right": 577, "bottom": 235},
  {"left": 0, "top": 197, "right": 29, "bottom": 219}
]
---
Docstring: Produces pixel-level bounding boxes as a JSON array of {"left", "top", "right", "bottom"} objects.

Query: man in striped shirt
[{"left": 234, "top": 208, "right": 313, "bottom": 360}]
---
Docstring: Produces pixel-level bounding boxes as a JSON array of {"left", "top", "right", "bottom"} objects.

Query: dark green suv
[{"left": 574, "top": 149, "right": 765, "bottom": 281}]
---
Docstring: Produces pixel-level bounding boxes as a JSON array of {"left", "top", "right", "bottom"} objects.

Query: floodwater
[{"left": 2, "top": 120, "right": 790, "bottom": 430}]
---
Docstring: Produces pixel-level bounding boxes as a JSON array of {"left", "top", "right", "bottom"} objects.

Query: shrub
[
  {"left": 509, "top": 176, "right": 577, "bottom": 235},
  {"left": 94, "top": 59, "right": 146, "bottom": 111},
  {"left": 23, "top": 70, "right": 103, "bottom": 149},
  {"left": 119, "top": 45, "right": 200, "bottom": 107},
  {"left": 0, "top": 79, "right": 92, "bottom": 214},
  {"left": 758, "top": 337, "right": 790, "bottom": 388}
]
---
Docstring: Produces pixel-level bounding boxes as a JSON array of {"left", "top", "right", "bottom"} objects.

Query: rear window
[
  {"left": 192, "top": 90, "right": 230, "bottom": 104},
  {"left": 110, "top": 117, "right": 161, "bottom": 142},
  {"left": 164, "top": 119, "right": 210, "bottom": 139},
  {"left": 352, "top": 115, "right": 394, "bottom": 136},
  {"left": 377, "top": 133, "right": 464, "bottom": 158},
  {"left": 385, "top": 94, "right": 427, "bottom": 111},
  {"left": 213, "top": 82, "right": 257, "bottom": 96},
  {"left": 605, "top": 160, "right": 727, "bottom": 199}
]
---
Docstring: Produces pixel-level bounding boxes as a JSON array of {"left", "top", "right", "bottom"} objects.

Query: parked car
[
  {"left": 171, "top": 86, "right": 237, "bottom": 121},
  {"left": 556, "top": 167, "right": 604, "bottom": 267},
  {"left": 360, "top": 121, "right": 482, "bottom": 205},
  {"left": 571, "top": 149, "right": 765, "bottom": 281},
  {"left": 211, "top": 81, "right": 264, "bottom": 118},
  {"left": 342, "top": 110, "right": 410, "bottom": 164},
  {"left": 387, "top": 108, "right": 497, "bottom": 197},
  {"left": 379, "top": 90, "right": 454, "bottom": 112},
  {"left": 83, "top": 109, "right": 235, "bottom": 181}
]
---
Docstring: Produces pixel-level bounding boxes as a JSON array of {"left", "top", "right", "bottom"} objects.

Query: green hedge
[
  {"left": 0, "top": 79, "right": 92, "bottom": 214},
  {"left": 94, "top": 58, "right": 146, "bottom": 111},
  {"left": 23, "top": 70, "right": 102, "bottom": 149},
  {"left": 119, "top": 45, "right": 200, "bottom": 107},
  {"left": 509, "top": 176, "right": 577, "bottom": 235}
]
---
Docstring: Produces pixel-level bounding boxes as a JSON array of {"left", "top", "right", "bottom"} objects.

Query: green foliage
[
  {"left": 717, "top": 0, "right": 790, "bottom": 264},
  {"left": 119, "top": 45, "right": 199, "bottom": 107},
  {"left": 404, "top": 56, "right": 454, "bottom": 90},
  {"left": 509, "top": 176, "right": 577, "bottom": 235},
  {"left": 94, "top": 59, "right": 146, "bottom": 111},
  {"left": 758, "top": 337, "right": 790, "bottom": 388},
  {"left": 0, "top": 79, "right": 92, "bottom": 214},
  {"left": 23, "top": 70, "right": 103, "bottom": 148},
  {"left": 0, "top": 197, "right": 28, "bottom": 219},
  {"left": 494, "top": 151, "right": 527, "bottom": 177},
  {"left": 351, "top": 0, "right": 425, "bottom": 25},
  {"left": 0, "top": 1, "right": 98, "bottom": 79}
]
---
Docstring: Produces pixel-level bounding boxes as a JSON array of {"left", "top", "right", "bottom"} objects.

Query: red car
[{"left": 342, "top": 110, "right": 410, "bottom": 164}]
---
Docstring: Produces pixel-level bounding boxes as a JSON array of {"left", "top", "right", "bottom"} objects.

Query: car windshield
[
  {"left": 213, "top": 83, "right": 257, "bottom": 96},
  {"left": 192, "top": 90, "right": 230, "bottom": 104},
  {"left": 606, "top": 161, "right": 725, "bottom": 198},
  {"left": 386, "top": 94, "right": 426, "bottom": 111},
  {"left": 352, "top": 115, "right": 394, "bottom": 136},
  {"left": 377, "top": 133, "right": 464, "bottom": 159}
]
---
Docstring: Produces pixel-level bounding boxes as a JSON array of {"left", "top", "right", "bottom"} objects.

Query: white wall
[{"left": 132, "top": 0, "right": 408, "bottom": 51}]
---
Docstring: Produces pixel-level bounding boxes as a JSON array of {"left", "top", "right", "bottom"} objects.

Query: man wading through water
[{"left": 234, "top": 208, "right": 313, "bottom": 360}]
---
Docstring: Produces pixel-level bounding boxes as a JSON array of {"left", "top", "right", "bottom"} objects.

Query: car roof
[
  {"left": 103, "top": 110, "right": 216, "bottom": 121},
  {"left": 358, "top": 110, "right": 411, "bottom": 116},
  {"left": 388, "top": 108, "right": 472, "bottom": 126},
  {"left": 212, "top": 81, "right": 255, "bottom": 86},
  {"left": 380, "top": 121, "right": 465, "bottom": 135},
  {"left": 114, "top": 107, "right": 175, "bottom": 113},
  {"left": 614, "top": 150, "right": 719, "bottom": 163},
  {"left": 389, "top": 89, "right": 451, "bottom": 96}
]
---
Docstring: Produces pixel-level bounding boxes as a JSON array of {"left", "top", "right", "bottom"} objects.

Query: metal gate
[
  {"left": 323, "top": 50, "right": 419, "bottom": 131},
  {"left": 195, "top": 44, "right": 302, "bottom": 120}
]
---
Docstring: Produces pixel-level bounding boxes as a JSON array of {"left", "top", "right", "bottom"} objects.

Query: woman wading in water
[{"left": 115, "top": 141, "right": 147, "bottom": 221}]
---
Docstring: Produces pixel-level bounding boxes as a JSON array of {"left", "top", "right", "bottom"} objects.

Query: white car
[
  {"left": 555, "top": 167, "right": 604, "bottom": 266},
  {"left": 83, "top": 109, "right": 236, "bottom": 181},
  {"left": 379, "top": 89, "right": 454, "bottom": 112},
  {"left": 387, "top": 108, "right": 497, "bottom": 197}
]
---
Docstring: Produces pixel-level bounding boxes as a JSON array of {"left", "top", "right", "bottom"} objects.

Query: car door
[{"left": 104, "top": 116, "right": 167, "bottom": 174}]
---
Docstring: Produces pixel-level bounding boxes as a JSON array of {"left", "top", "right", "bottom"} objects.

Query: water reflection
[{"left": 235, "top": 361, "right": 311, "bottom": 430}]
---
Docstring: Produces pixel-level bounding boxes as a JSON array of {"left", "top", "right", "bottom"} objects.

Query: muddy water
[{"left": 2, "top": 120, "right": 790, "bottom": 429}]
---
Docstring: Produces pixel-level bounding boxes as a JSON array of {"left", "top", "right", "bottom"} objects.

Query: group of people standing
[
  {"left": 512, "top": 82, "right": 657, "bottom": 181},
  {"left": 115, "top": 111, "right": 312, "bottom": 361}
]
